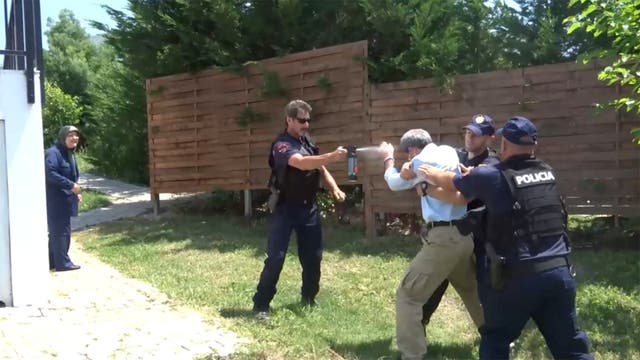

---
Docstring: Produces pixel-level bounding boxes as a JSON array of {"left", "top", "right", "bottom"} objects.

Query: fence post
[
  {"left": 244, "top": 189, "right": 252, "bottom": 217},
  {"left": 361, "top": 41, "right": 377, "bottom": 242},
  {"left": 151, "top": 191, "right": 160, "bottom": 216}
]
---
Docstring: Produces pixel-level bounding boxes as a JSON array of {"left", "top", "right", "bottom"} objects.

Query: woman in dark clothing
[{"left": 45, "top": 125, "right": 82, "bottom": 271}]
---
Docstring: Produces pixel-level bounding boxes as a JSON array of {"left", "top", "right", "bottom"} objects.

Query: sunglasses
[{"left": 295, "top": 117, "right": 311, "bottom": 124}]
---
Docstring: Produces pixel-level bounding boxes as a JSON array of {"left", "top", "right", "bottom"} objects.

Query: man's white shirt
[{"left": 383, "top": 143, "right": 467, "bottom": 222}]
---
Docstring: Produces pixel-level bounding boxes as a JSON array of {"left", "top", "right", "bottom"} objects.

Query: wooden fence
[
  {"left": 146, "top": 41, "right": 639, "bottom": 239},
  {"left": 146, "top": 41, "right": 368, "bottom": 199}
]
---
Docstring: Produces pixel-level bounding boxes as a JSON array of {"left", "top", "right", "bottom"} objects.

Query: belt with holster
[{"left": 485, "top": 242, "right": 571, "bottom": 291}]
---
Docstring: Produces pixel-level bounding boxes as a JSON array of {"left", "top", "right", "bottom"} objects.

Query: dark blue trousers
[
  {"left": 253, "top": 202, "right": 323, "bottom": 310},
  {"left": 480, "top": 265, "right": 592, "bottom": 359},
  {"left": 48, "top": 214, "right": 73, "bottom": 270}
]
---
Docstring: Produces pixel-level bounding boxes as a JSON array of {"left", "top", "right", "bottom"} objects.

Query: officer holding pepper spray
[{"left": 252, "top": 99, "right": 346, "bottom": 320}]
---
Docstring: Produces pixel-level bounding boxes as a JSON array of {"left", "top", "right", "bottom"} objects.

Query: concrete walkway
[
  {"left": 71, "top": 174, "right": 180, "bottom": 231},
  {"left": 0, "top": 174, "right": 247, "bottom": 360}
]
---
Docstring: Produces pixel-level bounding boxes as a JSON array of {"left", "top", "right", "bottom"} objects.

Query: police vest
[
  {"left": 268, "top": 133, "right": 321, "bottom": 204},
  {"left": 487, "top": 157, "right": 568, "bottom": 256}
]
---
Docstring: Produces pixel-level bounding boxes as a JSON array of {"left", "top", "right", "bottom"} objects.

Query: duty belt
[{"left": 508, "top": 256, "right": 570, "bottom": 278}]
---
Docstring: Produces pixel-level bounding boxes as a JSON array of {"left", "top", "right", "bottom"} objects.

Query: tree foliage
[
  {"left": 566, "top": 0, "right": 640, "bottom": 144},
  {"left": 44, "top": 10, "right": 96, "bottom": 101},
  {"left": 91, "top": 0, "right": 242, "bottom": 79},
  {"left": 85, "top": 45, "right": 149, "bottom": 183},
  {"left": 395, "top": 0, "right": 494, "bottom": 85},
  {"left": 42, "top": 81, "right": 83, "bottom": 147},
  {"left": 490, "top": 0, "right": 608, "bottom": 68},
  {"left": 44, "top": 10, "right": 148, "bottom": 183}
]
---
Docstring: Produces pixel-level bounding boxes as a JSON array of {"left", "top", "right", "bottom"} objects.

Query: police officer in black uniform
[
  {"left": 420, "top": 114, "right": 500, "bottom": 327},
  {"left": 252, "top": 99, "right": 347, "bottom": 320},
  {"left": 418, "top": 116, "right": 592, "bottom": 359}
]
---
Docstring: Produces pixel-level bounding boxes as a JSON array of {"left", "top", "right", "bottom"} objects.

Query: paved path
[
  {"left": 0, "top": 174, "right": 247, "bottom": 360},
  {"left": 71, "top": 174, "right": 181, "bottom": 231}
]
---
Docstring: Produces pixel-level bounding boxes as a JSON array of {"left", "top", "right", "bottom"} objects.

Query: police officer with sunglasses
[{"left": 252, "top": 99, "right": 347, "bottom": 320}]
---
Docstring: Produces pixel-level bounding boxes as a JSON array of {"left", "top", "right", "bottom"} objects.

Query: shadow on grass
[
  {"left": 218, "top": 307, "right": 256, "bottom": 319},
  {"left": 328, "top": 337, "right": 394, "bottom": 359},
  {"left": 426, "top": 341, "right": 476, "bottom": 360},
  {"left": 327, "top": 337, "right": 475, "bottom": 360},
  {"left": 90, "top": 214, "right": 419, "bottom": 260}
]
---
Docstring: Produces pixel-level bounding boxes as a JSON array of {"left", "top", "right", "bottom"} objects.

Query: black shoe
[
  {"left": 252, "top": 306, "right": 270, "bottom": 320},
  {"left": 300, "top": 297, "right": 317, "bottom": 307},
  {"left": 254, "top": 310, "right": 269, "bottom": 320},
  {"left": 55, "top": 264, "right": 81, "bottom": 272}
]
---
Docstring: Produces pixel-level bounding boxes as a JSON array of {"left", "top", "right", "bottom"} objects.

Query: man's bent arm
[
  {"left": 418, "top": 165, "right": 458, "bottom": 191},
  {"left": 288, "top": 152, "right": 340, "bottom": 171},
  {"left": 321, "top": 165, "right": 339, "bottom": 192},
  {"left": 426, "top": 186, "right": 468, "bottom": 205},
  {"left": 385, "top": 167, "right": 420, "bottom": 191}
]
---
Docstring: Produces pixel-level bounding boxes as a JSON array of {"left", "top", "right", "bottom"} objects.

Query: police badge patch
[{"left": 276, "top": 142, "right": 289, "bottom": 153}]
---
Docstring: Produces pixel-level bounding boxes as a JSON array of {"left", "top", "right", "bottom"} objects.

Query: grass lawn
[
  {"left": 79, "top": 188, "right": 112, "bottom": 212},
  {"left": 75, "top": 214, "right": 640, "bottom": 360}
]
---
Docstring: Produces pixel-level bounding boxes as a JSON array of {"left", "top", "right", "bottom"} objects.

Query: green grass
[
  {"left": 79, "top": 188, "right": 112, "bottom": 212},
  {"left": 75, "top": 215, "right": 640, "bottom": 360}
]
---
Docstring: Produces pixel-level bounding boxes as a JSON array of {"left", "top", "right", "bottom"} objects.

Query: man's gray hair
[
  {"left": 284, "top": 99, "right": 312, "bottom": 118},
  {"left": 399, "top": 129, "right": 432, "bottom": 153}
]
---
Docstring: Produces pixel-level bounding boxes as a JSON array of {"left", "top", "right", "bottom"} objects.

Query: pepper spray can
[{"left": 346, "top": 144, "right": 358, "bottom": 182}]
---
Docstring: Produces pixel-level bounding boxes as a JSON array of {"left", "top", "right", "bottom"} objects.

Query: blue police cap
[
  {"left": 496, "top": 116, "right": 537, "bottom": 145},
  {"left": 463, "top": 114, "right": 495, "bottom": 136}
]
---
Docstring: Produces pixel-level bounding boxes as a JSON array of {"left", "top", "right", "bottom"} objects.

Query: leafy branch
[{"left": 566, "top": 0, "right": 640, "bottom": 144}]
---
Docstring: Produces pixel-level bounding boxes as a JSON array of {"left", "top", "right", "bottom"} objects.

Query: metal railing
[{"left": 1, "top": 0, "right": 43, "bottom": 104}]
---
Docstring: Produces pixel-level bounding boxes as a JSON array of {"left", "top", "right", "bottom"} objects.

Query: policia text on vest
[{"left": 514, "top": 170, "right": 555, "bottom": 186}]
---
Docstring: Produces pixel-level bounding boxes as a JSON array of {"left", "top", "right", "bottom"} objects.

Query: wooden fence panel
[{"left": 147, "top": 41, "right": 368, "bottom": 194}]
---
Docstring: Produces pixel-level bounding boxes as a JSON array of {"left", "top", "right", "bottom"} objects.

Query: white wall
[
  {"left": 0, "top": 118, "right": 10, "bottom": 305},
  {"left": 0, "top": 70, "right": 49, "bottom": 307}
]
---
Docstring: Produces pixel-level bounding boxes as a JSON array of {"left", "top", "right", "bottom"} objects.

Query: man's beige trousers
[{"left": 396, "top": 225, "right": 484, "bottom": 360}]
